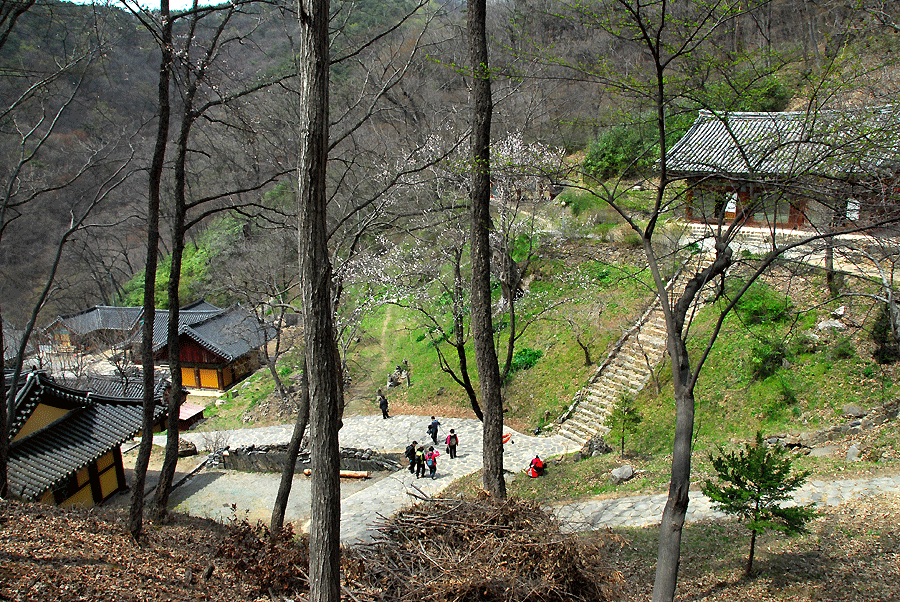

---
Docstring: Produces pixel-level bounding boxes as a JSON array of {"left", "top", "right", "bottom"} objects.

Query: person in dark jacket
[
  {"left": 404, "top": 440, "right": 418, "bottom": 473},
  {"left": 414, "top": 446, "right": 427, "bottom": 479},
  {"left": 378, "top": 391, "right": 389, "bottom": 419},
  {"left": 427, "top": 416, "right": 440, "bottom": 444}
]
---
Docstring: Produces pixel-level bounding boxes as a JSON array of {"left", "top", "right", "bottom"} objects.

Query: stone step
[
  {"left": 558, "top": 430, "right": 587, "bottom": 445},
  {"left": 558, "top": 423, "right": 592, "bottom": 443},
  {"left": 575, "top": 403, "right": 609, "bottom": 421},
  {"left": 559, "top": 251, "right": 717, "bottom": 442}
]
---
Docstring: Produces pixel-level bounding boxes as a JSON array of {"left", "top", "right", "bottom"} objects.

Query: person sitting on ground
[{"left": 526, "top": 454, "right": 544, "bottom": 478}]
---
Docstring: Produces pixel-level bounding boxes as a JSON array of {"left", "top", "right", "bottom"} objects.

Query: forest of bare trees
[{"left": 4, "top": 0, "right": 900, "bottom": 600}]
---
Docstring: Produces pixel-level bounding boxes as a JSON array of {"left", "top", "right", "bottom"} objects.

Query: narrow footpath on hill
[{"left": 155, "top": 414, "right": 900, "bottom": 544}]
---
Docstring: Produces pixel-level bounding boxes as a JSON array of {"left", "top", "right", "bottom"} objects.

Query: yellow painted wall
[
  {"left": 96, "top": 452, "right": 114, "bottom": 472},
  {"left": 76, "top": 466, "right": 89, "bottom": 488},
  {"left": 13, "top": 405, "right": 71, "bottom": 442},
  {"left": 60, "top": 484, "right": 94, "bottom": 508},
  {"left": 99, "top": 466, "right": 119, "bottom": 499}
]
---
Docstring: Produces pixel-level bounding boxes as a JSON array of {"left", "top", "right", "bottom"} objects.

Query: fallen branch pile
[{"left": 343, "top": 495, "right": 624, "bottom": 602}]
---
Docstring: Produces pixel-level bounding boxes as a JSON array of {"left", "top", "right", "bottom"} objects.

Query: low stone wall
[
  {"left": 767, "top": 400, "right": 899, "bottom": 450},
  {"left": 207, "top": 444, "right": 403, "bottom": 473}
]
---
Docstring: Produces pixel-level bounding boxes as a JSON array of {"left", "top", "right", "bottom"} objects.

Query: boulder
[
  {"left": 842, "top": 404, "right": 866, "bottom": 418},
  {"left": 816, "top": 319, "right": 846, "bottom": 332},
  {"left": 580, "top": 434, "right": 613, "bottom": 459},
  {"left": 609, "top": 464, "right": 634, "bottom": 484},
  {"left": 178, "top": 438, "right": 198, "bottom": 457}
]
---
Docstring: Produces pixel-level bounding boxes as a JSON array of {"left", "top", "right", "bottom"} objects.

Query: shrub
[
  {"left": 872, "top": 302, "right": 900, "bottom": 364},
  {"left": 583, "top": 124, "right": 652, "bottom": 180},
  {"left": 557, "top": 188, "right": 602, "bottom": 217},
  {"left": 511, "top": 347, "right": 543, "bottom": 372},
  {"left": 701, "top": 432, "right": 816, "bottom": 578},
  {"left": 788, "top": 332, "right": 818, "bottom": 355},
  {"left": 217, "top": 512, "right": 309, "bottom": 595},
  {"left": 749, "top": 336, "right": 787, "bottom": 380},
  {"left": 731, "top": 280, "right": 793, "bottom": 325},
  {"left": 829, "top": 335, "right": 856, "bottom": 360}
]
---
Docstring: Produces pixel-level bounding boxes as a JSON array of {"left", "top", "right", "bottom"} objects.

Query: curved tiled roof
[
  {"left": 53, "top": 306, "right": 144, "bottom": 337},
  {"left": 667, "top": 106, "right": 900, "bottom": 178},
  {"left": 7, "top": 372, "right": 167, "bottom": 501},
  {"left": 148, "top": 307, "right": 226, "bottom": 353},
  {"left": 150, "top": 305, "right": 275, "bottom": 362},
  {"left": 180, "top": 305, "right": 275, "bottom": 362}
]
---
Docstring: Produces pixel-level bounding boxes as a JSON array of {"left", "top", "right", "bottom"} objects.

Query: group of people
[
  {"left": 403, "top": 417, "right": 460, "bottom": 479},
  {"left": 396, "top": 411, "right": 546, "bottom": 480}
]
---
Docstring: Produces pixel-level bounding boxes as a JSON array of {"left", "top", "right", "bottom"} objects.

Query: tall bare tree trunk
[
  {"left": 652, "top": 339, "right": 694, "bottom": 602},
  {"left": 297, "top": 0, "right": 341, "bottom": 600},
  {"left": 652, "top": 247, "right": 731, "bottom": 602},
  {"left": 467, "top": 0, "right": 505, "bottom": 500},
  {"left": 0, "top": 300, "right": 7, "bottom": 498},
  {"left": 128, "top": 0, "right": 171, "bottom": 540},
  {"left": 151, "top": 37, "right": 196, "bottom": 521},
  {"left": 271, "top": 351, "right": 310, "bottom": 533}
]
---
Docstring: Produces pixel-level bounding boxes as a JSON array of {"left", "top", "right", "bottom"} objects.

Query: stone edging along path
[{"left": 161, "top": 414, "right": 900, "bottom": 545}]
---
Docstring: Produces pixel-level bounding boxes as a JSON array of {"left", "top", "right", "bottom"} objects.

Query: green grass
[{"left": 201, "top": 231, "right": 900, "bottom": 503}]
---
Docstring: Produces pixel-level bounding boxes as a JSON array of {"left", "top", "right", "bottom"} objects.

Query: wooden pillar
[
  {"left": 87, "top": 461, "right": 102, "bottom": 504},
  {"left": 113, "top": 446, "right": 127, "bottom": 495}
]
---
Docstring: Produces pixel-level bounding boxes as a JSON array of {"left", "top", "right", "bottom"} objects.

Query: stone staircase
[{"left": 556, "top": 253, "right": 712, "bottom": 447}]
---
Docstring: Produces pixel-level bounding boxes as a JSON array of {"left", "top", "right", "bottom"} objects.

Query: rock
[
  {"left": 846, "top": 444, "right": 861, "bottom": 462},
  {"left": 178, "top": 438, "right": 198, "bottom": 457},
  {"left": 783, "top": 435, "right": 802, "bottom": 448},
  {"left": 580, "top": 434, "right": 612, "bottom": 458},
  {"left": 842, "top": 404, "right": 866, "bottom": 418},
  {"left": 609, "top": 465, "right": 634, "bottom": 484},
  {"left": 809, "top": 445, "right": 839, "bottom": 457},
  {"left": 831, "top": 305, "right": 846, "bottom": 318},
  {"left": 817, "top": 319, "right": 846, "bottom": 331}
]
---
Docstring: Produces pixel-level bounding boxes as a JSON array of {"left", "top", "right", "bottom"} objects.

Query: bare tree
[
  {"left": 296, "top": 0, "right": 342, "bottom": 600},
  {"left": 537, "top": 1, "right": 900, "bottom": 599},
  {"left": 0, "top": 0, "right": 138, "bottom": 496},
  {"left": 467, "top": 0, "right": 506, "bottom": 499},
  {"left": 126, "top": 0, "right": 172, "bottom": 541}
]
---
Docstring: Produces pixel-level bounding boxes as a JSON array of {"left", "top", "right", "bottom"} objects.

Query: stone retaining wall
[
  {"left": 208, "top": 444, "right": 403, "bottom": 473},
  {"left": 768, "top": 400, "right": 899, "bottom": 450}
]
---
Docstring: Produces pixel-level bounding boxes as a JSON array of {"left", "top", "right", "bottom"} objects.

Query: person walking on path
[
  {"left": 378, "top": 391, "right": 389, "bottom": 419},
  {"left": 414, "top": 446, "right": 427, "bottom": 479},
  {"left": 445, "top": 429, "right": 458, "bottom": 458},
  {"left": 425, "top": 446, "right": 440, "bottom": 479},
  {"left": 404, "top": 440, "right": 418, "bottom": 473},
  {"left": 427, "top": 416, "right": 441, "bottom": 444}
]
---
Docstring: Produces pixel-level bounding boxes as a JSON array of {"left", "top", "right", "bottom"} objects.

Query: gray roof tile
[
  {"left": 667, "top": 107, "right": 900, "bottom": 177},
  {"left": 7, "top": 372, "right": 166, "bottom": 501}
]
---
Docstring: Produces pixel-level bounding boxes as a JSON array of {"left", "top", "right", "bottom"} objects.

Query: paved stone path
[{"left": 157, "top": 415, "right": 900, "bottom": 545}]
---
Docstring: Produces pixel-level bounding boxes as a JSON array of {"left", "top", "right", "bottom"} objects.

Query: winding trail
[{"left": 158, "top": 415, "right": 900, "bottom": 545}]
